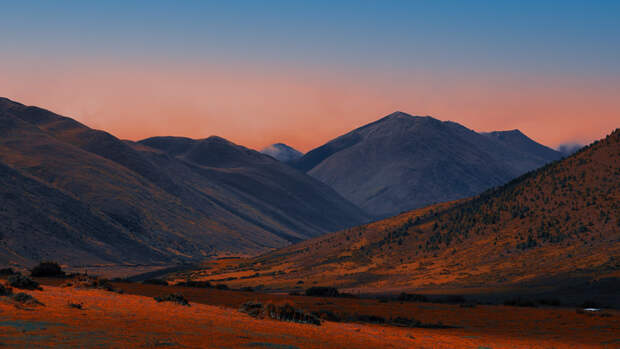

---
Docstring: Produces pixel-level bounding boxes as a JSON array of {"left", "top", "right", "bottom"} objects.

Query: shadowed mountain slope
[
  {"left": 0, "top": 97, "right": 368, "bottom": 266},
  {"left": 198, "top": 129, "right": 619, "bottom": 292},
  {"left": 292, "top": 112, "right": 562, "bottom": 217}
]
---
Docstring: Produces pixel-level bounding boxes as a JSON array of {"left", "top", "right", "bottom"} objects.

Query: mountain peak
[{"left": 261, "top": 143, "right": 303, "bottom": 162}]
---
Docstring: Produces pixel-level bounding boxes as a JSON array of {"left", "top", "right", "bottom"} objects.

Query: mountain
[
  {"left": 0, "top": 97, "right": 368, "bottom": 266},
  {"left": 261, "top": 143, "right": 303, "bottom": 162},
  {"left": 196, "top": 129, "right": 619, "bottom": 293},
  {"left": 291, "top": 112, "right": 562, "bottom": 217}
]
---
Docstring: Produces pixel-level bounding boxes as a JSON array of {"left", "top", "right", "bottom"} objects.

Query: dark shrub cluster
[
  {"left": 0, "top": 268, "right": 16, "bottom": 275},
  {"left": 154, "top": 293, "right": 190, "bottom": 306},
  {"left": 30, "top": 262, "right": 65, "bottom": 278},
  {"left": 11, "top": 292, "right": 43, "bottom": 306},
  {"left": 265, "top": 303, "right": 321, "bottom": 325},
  {"left": 62, "top": 275, "right": 122, "bottom": 293},
  {"left": 174, "top": 280, "right": 212, "bottom": 288},
  {"left": 306, "top": 286, "right": 353, "bottom": 297},
  {"left": 0, "top": 283, "right": 13, "bottom": 296},
  {"left": 239, "top": 301, "right": 264, "bottom": 317},
  {"left": 239, "top": 301, "right": 320, "bottom": 326},
  {"left": 7, "top": 274, "right": 42, "bottom": 290},
  {"left": 142, "top": 279, "right": 169, "bottom": 286},
  {"left": 311, "top": 310, "right": 340, "bottom": 322},
  {"left": 308, "top": 309, "right": 459, "bottom": 328},
  {"left": 68, "top": 302, "right": 84, "bottom": 309}
]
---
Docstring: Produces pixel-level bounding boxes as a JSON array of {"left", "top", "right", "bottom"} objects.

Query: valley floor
[{"left": 0, "top": 281, "right": 618, "bottom": 348}]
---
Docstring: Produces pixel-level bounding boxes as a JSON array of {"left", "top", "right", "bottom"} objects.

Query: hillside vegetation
[{"left": 195, "top": 129, "right": 619, "bottom": 291}]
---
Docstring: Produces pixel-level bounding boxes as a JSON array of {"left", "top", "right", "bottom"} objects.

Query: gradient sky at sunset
[{"left": 1, "top": 0, "right": 618, "bottom": 152}]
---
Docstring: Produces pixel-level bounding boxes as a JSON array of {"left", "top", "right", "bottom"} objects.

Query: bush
[
  {"left": 215, "top": 284, "right": 229, "bottom": 290},
  {"left": 11, "top": 292, "right": 43, "bottom": 306},
  {"left": 312, "top": 310, "right": 341, "bottom": 322},
  {"left": 30, "top": 262, "right": 65, "bottom": 278},
  {"left": 0, "top": 268, "right": 16, "bottom": 275},
  {"left": 62, "top": 275, "right": 122, "bottom": 293},
  {"left": 154, "top": 293, "right": 190, "bottom": 306},
  {"left": 265, "top": 303, "right": 321, "bottom": 325},
  {"left": 7, "top": 274, "right": 41, "bottom": 290},
  {"left": 239, "top": 301, "right": 264, "bottom": 317},
  {"left": 142, "top": 279, "right": 168, "bottom": 286},
  {"left": 0, "top": 283, "right": 13, "bottom": 296},
  {"left": 240, "top": 286, "right": 254, "bottom": 292},
  {"left": 305, "top": 287, "right": 340, "bottom": 297},
  {"left": 174, "top": 280, "right": 212, "bottom": 288},
  {"left": 68, "top": 302, "right": 83, "bottom": 309},
  {"left": 240, "top": 301, "right": 320, "bottom": 326}
]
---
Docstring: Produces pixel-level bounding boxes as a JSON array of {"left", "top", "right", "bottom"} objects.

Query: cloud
[{"left": 556, "top": 143, "right": 583, "bottom": 157}]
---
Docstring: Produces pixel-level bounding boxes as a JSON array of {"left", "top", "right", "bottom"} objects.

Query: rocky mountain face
[{"left": 292, "top": 112, "right": 562, "bottom": 217}]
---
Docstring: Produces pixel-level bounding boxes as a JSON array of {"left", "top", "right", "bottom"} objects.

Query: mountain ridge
[
  {"left": 0, "top": 97, "right": 369, "bottom": 266},
  {"left": 194, "top": 129, "right": 620, "bottom": 293},
  {"left": 291, "top": 111, "right": 562, "bottom": 217}
]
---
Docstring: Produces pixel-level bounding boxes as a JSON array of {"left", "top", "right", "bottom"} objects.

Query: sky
[{"left": 1, "top": 0, "right": 618, "bottom": 152}]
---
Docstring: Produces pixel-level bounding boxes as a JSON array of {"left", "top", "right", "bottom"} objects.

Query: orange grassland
[{"left": 1, "top": 282, "right": 619, "bottom": 348}]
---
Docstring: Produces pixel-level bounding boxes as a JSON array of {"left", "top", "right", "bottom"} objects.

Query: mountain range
[
  {"left": 0, "top": 98, "right": 576, "bottom": 269},
  {"left": 0, "top": 97, "right": 368, "bottom": 266},
  {"left": 291, "top": 112, "right": 563, "bottom": 217},
  {"left": 199, "top": 129, "right": 619, "bottom": 292}
]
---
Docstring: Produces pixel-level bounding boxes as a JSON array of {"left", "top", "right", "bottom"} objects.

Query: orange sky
[{"left": 1, "top": 60, "right": 617, "bottom": 152}]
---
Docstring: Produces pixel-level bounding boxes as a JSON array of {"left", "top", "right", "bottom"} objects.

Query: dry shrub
[
  {"left": 62, "top": 275, "right": 123, "bottom": 293},
  {"left": 11, "top": 292, "right": 43, "bottom": 306},
  {"left": 154, "top": 293, "right": 190, "bottom": 306},
  {"left": 0, "top": 283, "right": 13, "bottom": 296},
  {"left": 0, "top": 268, "right": 16, "bottom": 275},
  {"left": 30, "top": 262, "right": 65, "bottom": 278},
  {"left": 240, "top": 301, "right": 320, "bottom": 326},
  {"left": 7, "top": 274, "right": 42, "bottom": 290}
]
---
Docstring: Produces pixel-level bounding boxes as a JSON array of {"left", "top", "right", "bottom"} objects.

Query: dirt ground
[{"left": 0, "top": 281, "right": 618, "bottom": 348}]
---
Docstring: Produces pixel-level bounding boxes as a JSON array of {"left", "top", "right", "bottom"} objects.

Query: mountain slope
[
  {"left": 292, "top": 112, "right": 562, "bottom": 217},
  {"left": 197, "top": 129, "right": 620, "bottom": 291},
  {"left": 138, "top": 136, "right": 369, "bottom": 241},
  {"left": 0, "top": 97, "right": 368, "bottom": 266},
  {"left": 261, "top": 143, "right": 303, "bottom": 162}
]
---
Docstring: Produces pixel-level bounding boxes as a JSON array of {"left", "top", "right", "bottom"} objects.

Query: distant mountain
[
  {"left": 0, "top": 97, "right": 368, "bottom": 266},
  {"left": 201, "top": 129, "right": 620, "bottom": 293},
  {"left": 261, "top": 143, "right": 303, "bottom": 162},
  {"left": 557, "top": 142, "right": 584, "bottom": 157},
  {"left": 291, "top": 112, "right": 562, "bottom": 217}
]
